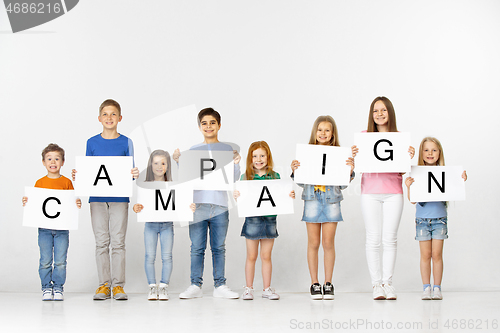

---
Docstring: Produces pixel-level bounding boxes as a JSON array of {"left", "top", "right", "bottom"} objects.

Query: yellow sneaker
[
  {"left": 113, "top": 286, "right": 128, "bottom": 300},
  {"left": 93, "top": 283, "right": 111, "bottom": 300}
]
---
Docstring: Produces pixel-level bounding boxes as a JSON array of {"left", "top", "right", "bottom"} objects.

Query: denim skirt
[
  {"left": 302, "top": 191, "right": 343, "bottom": 223},
  {"left": 241, "top": 216, "right": 278, "bottom": 240}
]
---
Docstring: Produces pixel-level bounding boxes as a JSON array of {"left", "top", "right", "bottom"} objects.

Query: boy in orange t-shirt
[{"left": 22, "top": 143, "right": 81, "bottom": 301}]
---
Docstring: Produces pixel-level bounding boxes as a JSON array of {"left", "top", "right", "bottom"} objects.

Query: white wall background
[{"left": 1, "top": 0, "right": 499, "bottom": 293}]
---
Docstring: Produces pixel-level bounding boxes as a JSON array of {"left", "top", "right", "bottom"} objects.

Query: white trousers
[{"left": 361, "top": 194, "right": 403, "bottom": 286}]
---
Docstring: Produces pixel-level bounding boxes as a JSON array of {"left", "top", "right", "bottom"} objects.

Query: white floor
[{"left": 1, "top": 291, "right": 498, "bottom": 333}]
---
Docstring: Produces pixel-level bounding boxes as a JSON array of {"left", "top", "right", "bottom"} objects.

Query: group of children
[{"left": 23, "top": 97, "right": 466, "bottom": 302}]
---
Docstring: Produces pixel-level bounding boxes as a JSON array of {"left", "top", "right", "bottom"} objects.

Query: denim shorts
[
  {"left": 241, "top": 216, "right": 278, "bottom": 240},
  {"left": 415, "top": 217, "right": 448, "bottom": 241},
  {"left": 302, "top": 191, "right": 343, "bottom": 223}
]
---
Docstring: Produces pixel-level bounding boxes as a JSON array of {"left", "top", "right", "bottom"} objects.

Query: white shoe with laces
[
  {"left": 262, "top": 287, "right": 280, "bottom": 300},
  {"left": 148, "top": 284, "right": 158, "bottom": 300},
  {"left": 158, "top": 283, "right": 169, "bottom": 301},
  {"left": 242, "top": 286, "right": 254, "bottom": 300},
  {"left": 383, "top": 284, "right": 397, "bottom": 300},
  {"left": 179, "top": 285, "right": 203, "bottom": 299},
  {"left": 422, "top": 286, "right": 432, "bottom": 300},
  {"left": 213, "top": 285, "right": 239, "bottom": 299},
  {"left": 432, "top": 286, "right": 443, "bottom": 300},
  {"left": 42, "top": 289, "right": 53, "bottom": 301},
  {"left": 53, "top": 290, "right": 64, "bottom": 301},
  {"left": 373, "top": 283, "right": 386, "bottom": 300}
]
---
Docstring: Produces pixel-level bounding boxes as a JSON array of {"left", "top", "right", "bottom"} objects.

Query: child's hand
[
  {"left": 190, "top": 203, "right": 196, "bottom": 212},
  {"left": 233, "top": 190, "right": 241, "bottom": 200},
  {"left": 462, "top": 170, "right": 467, "bottom": 181},
  {"left": 22, "top": 196, "right": 28, "bottom": 206},
  {"left": 133, "top": 204, "right": 144, "bottom": 213},
  {"left": 72, "top": 169, "right": 77, "bottom": 181},
  {"left": 76, "top": 198, "right": 82, "bottom": 209},
  {"left": 173, "top": 148, "right": 180, "bottom": 163},
  {"left": 131, "top": 167, "right": 139, "bottom": 180},
  {"left": 291, "top": 160, "right": 300, "bottom": 173},
  {"left": 233, "top": 150, "right": 241, "bottom": 165},
  {"left": 405, "top": 177, "right": 414, "bottom": 188},
  {"left": 346, "top": 157, "right": 355, "bottom": 174},
  {"left": 351, "top": 145, "right": 358, "bottom": 158},
  {"left": 409, "top": 146, "right": 415, "bottom": 159},
  {"left": 289, "top": 190, "right": 295, "bottom": 199}
]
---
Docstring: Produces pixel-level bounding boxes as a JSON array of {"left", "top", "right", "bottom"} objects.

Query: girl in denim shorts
[
  {"left": 405, "top": 137, "right": 467, "bottom": 301},
  {"left": 291, "top": 116, "right": 355, "bottom": 300},
  {"left": 234, "top": 141, "right": 295, "bottom": 301}
]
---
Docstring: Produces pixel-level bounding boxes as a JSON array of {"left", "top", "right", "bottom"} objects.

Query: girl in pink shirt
[{"left": 353, "top": 97, "right": 414, "bottom": 300}]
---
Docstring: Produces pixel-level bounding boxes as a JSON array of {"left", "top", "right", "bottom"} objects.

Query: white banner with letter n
[
  {"left": 409, "top": 166, "right": 466, "bottom": 202},
  {"left": 293, "top": 144, "right": 351, "bottom": 186},
  {"left": 74, "top": 156, "right": 133, "bottom": 197},
  {"left": 136, "top": 182, "right": 193, "bottom": 222},
  {"left": 354, "top": 132, "right": 411, "bottom": 173},
  {"left": 23, "top": 187, "right": 79, "bottom": 230},
  {"left": 235, "top": 179, "right": 294, "bottom": 218}
]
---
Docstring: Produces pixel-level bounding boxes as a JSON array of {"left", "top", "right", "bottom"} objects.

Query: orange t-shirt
[{"left": 34, "top": 175, "right": 74, "bottom": 190}]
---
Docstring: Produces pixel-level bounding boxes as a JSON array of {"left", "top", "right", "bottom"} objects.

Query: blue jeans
[
  {"left": 189, "top": 204, "right": 229, "bottom": 288},
  {"left": 38, "top": 228, "right": 69, "bottom": 291},
  {"left": 144, "top": 222, "right": 174, "bottom": 285}
]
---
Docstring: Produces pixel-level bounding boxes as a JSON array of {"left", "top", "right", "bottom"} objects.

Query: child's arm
[
  {"left": 131, "top": 167, "right": 139, "bottom": 180},
  {"left": 409, "top": 146, "right": 415, "bottom": 159},
  {"left": 233, "top": 190, "right": 240, "bottom": 201},
  {"left": 22, "top": 196, "right": 27, "bottom": 206},
  {"left": 133, "top": 204, "right": 143, "bottom": 213},
  {"left": 76, "top": 198, "right": 82, "bottom": 209},
  {"left": 462, "top": 170, "right": 467, "bottom": 181},
  {"left": 71, "top": 169, "right": 76, "bottom": 181},
  {"left": 351, "top": 145, "right": 358, "bottom": 158},
  {"left": 190, "top": 203, "right": 196, "bottom": 212},
  {"left": 290, "top": 160, "right": 300, "bottom": 174},
  {"left": 404, "top": 177, "right": 416, "bottom": 204},
  {"left": 289, "top": 190, "right": 295, "bottom": 199},
  {"left": 173, "top": 148, "right": 180, "bottom": 163}
]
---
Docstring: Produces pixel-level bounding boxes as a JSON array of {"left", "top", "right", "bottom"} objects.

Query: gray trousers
[{"left": 90, "top": 202, "right": 128, "bottom": 287}]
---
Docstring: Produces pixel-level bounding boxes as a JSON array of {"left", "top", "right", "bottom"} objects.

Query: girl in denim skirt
[
  {"left": 133, "top": 150, "right": 195, "bottom": 301},
  {"left": 291, "top": 116, "right": 355, "bottom": 300},
  {"left": 234, "top": 141, "right": 295, "bottom": 300},
  {"left": 405, "top": 137, "right": 467, "bottom": 300}
]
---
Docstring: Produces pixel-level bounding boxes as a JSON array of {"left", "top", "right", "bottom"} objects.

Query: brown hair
[
  {"left": 418, "top": 137, "right": 445, "bottom": 166},
  {"left": 99, "top": 99, "right": 121, "bottom": 116},
  {"left": 145, "top": 150, "right": 172, "bottom": 181},
  {"left": 197, "top": 107, "right": 221, "bottom": 126},
  {"left": 367, "top": 96, "right": 398, "bottom": 132},
  {"left": 42, "top": 143, "right": 65, "bottom": 161},
  {"left": 309, "top": 115, "right": 340, "bottom": 146},
  {"left": 244, "top": 141, "right": 276, "bottom": 180}
]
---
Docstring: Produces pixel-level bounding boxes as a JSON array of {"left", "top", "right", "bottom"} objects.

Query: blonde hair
[
  {"left": 418, "top": 137, "right": 445, "bottom": 166},
  {"left": 244, "top": 141, "right": 276, "bottom": 180},
  {"left": 145, "top": 150, "right": 172, "bottom": 181},
  {"left": 309, "top": 116, "right": 340, "bottom": 146},
  {"left": 367, "top": 96, "right": 398, "bottom": 132}
]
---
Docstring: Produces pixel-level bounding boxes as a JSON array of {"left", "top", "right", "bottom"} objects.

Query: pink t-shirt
[{"left": 360, "top": 130, "right": 403, "bottom": 194}]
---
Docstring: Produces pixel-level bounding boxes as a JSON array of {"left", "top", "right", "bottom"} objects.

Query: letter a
[
  {"left": 257, "top": 186, "right": 276, "bottom": 208},
  {"left": 93, "top": 164, "right": 113, "bottom": 186}
]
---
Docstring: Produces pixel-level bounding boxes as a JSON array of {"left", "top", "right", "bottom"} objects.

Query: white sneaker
[
  {"left": 42, "top": 289, "right": 53, "bottom": 301},
  {"left": 383, "top": 284, "right": 397, "bottom": 300},
  {"left": 373, "top": 283, "right": 386, "bottom": 300},
  {"left": 53, "top": 290, "right": 64, "bottom": 301},
  {"left": 432, "top": 287, "right": 443, "bottom": 300},
  {"left": 179, "top": 285, "right": 202, "bottom": 299},
  {"left": 422, "top": 286, "right": 432, "bottom": 300},
  {"left": 262, "top": 287, "right": 280, "bottom": 300},
  {"left": 148, "top": 284, "right": 158, "bottom": 301},
  {"left": 213, "top": 285, "right": 239, "bottom": 299},
  {"left": 242, "top": 286, "right": 254, "bottom": 300},
  {"left": 158, "top": 283, "right": 169, "bottom": 301}
]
